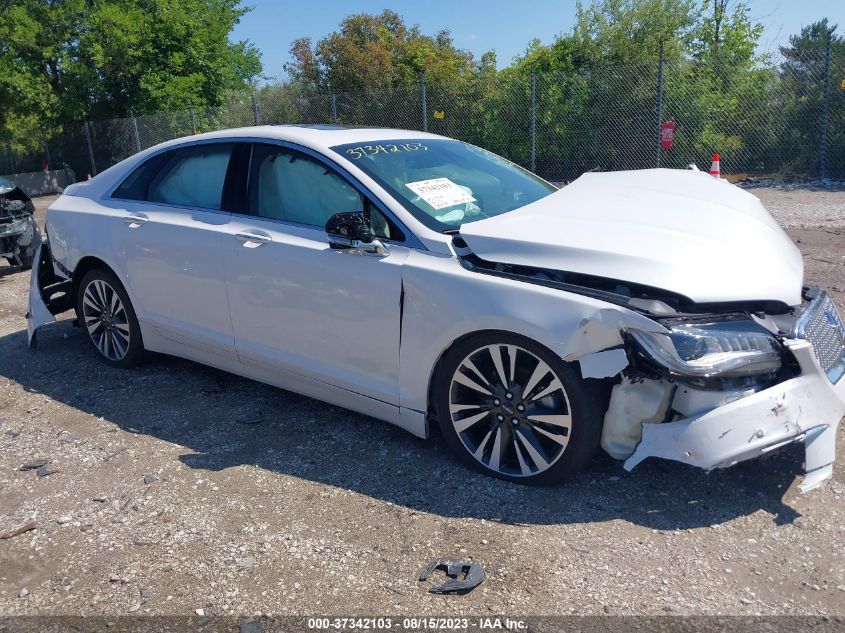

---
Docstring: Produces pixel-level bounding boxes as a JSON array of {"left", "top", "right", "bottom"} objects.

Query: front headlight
[
  {"left": 1, "top": 217, "right": 30, "bottom": 235},
  {"left": 629, "top": 320, "right": 782, "bottom": 378}
]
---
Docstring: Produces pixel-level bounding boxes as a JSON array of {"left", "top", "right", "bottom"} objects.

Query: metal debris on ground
[
  {"left": 0, "top": 521, "right": 37, "bottom": 540},
  {"left": 419, "top": 559, "right": 485, "bottom": 594},
  {"left": 19, "top": 458, "right": 49, "bottom": 471}
]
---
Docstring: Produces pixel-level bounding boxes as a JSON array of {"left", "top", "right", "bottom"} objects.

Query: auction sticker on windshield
[{"left": 405, "top": 178, "right": 476, "bottom": 210}]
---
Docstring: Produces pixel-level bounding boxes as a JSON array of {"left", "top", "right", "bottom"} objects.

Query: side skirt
[{"left": 141, "top": 325, "right": 428, "bottom": 439}]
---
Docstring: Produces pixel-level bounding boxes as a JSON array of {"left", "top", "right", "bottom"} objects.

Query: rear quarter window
[
  {"left": 112, "top": 143, "right": 236, "bottom": 211},
  {"left": 148, "top": 144, "right": 235, "bottom": 210},
  {"left": 111, "top": 151, "right": 172, "bottom": 201}
]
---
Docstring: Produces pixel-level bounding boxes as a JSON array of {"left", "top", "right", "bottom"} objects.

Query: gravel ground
[
  {"left": 0, "top": 189, "right": 843, "bottom": 617},
  {"left": 752, "top": 187, "right": 845, "bottom": 230}
]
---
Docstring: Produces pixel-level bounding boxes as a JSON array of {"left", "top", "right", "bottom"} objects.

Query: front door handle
[
  {"left": 124, "top": 213, "right": 148, "bottom": 228},
  {"left": 235, "top": 231, "right": 272, "bottom": 248}
]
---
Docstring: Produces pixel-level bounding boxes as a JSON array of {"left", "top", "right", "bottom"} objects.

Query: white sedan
[{"left": 27, "top": 126, "right": 845, "bottom": 489}]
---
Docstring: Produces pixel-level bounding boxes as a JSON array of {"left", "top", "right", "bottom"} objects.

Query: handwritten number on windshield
[{"left": 345, "top": 143, "right": 428, "bottom": 160}]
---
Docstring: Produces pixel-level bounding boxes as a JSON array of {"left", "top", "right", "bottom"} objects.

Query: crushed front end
[
  {"left": 609, "top": 288, "right": 845, "bottom": 491},
  {"left": 0, "top": 178, "right": 39, "bottom": 269}
]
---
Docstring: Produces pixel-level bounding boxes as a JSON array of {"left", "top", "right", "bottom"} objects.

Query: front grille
[{"left": 793, "top": 291, "right": 845, "bottom": 382}]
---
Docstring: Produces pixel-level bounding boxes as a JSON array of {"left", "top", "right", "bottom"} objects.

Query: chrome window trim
[{"left": 105, "top": 136, "right": 426, "bottom": 251}]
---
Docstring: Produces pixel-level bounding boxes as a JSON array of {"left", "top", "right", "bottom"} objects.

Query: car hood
[{"left": 458, "top": 169, "right": 803, "bottom": 307}]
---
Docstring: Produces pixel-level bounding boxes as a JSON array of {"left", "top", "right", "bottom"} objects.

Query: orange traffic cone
[{"left": 709, "top": 153, "right": 720, "bottom": 178}]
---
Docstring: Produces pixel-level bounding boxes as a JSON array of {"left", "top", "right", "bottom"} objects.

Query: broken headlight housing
[
  {"left": 4, "top": 217, "right": 30, "bottom": 234},
  {"left": 629, "top": 320, "right": 782, "bottom": 378}
]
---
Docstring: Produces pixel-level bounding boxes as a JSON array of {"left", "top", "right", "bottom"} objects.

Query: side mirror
[{"left": 325, "top": 211, "right": 388, "bottom": 256}]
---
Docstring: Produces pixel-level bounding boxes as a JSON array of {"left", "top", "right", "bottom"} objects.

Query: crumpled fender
[{"left": 563, "top": 307, "right": 666, "bottom": 380}]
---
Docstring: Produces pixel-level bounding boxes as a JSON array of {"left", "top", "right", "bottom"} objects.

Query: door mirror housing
[
  {"left": 325, "top": 212, "right": 389, "bottom": 255},
  {"left": 326, "top": 211, "right": 374, "bottom": 246}
]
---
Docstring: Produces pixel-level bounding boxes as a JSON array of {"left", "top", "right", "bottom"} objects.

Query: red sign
[{"left": 660, "top": 120, "right": 675, "bottom": 151}]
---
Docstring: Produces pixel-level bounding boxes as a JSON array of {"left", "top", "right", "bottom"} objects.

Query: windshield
[{"left": 331, "top": 139, "right": 556, "bottom": 231}]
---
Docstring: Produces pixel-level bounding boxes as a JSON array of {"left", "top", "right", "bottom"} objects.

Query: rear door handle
[
  {"left": 235, "top": 231, "right": 272, "bottom": 248},
  {"left": 124, "top": 213, "right": 148, "bottom": 228}
]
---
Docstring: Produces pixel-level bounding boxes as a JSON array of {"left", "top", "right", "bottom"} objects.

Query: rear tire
[
  {"left": 76, "top": 268, "right": 146, "bottom": 368},
  {"left": 434, "top": 332, "right": 605, "bottom": 485}
]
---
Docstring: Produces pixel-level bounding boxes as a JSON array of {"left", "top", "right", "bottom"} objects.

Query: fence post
[
  {"left": 655, "top": 40, "right": 665, "bottom": 168},
  {"left": 330, "top": 93, "right": 338, "bottom": 123},
  {"left": 189, "top": 105, "right": 197, "bottom": 135},
  {"left": 130, "top": 109, "right": 142, "bottom": 152},
  {"left": 530, "top": 64, "right": 537, "bottom": 173},
  {"left": 5, "top": 141, "right": 15, "bottom": 175},
  {"left": 83, "top": 116, "right": 97, "bottom": 176},
  {"left": 419, "top": 72, "right": 428, "bottom": 132},
  {"left": 252, "top": 93, "right": 260, "bottom": 126},
  {"left": 819, "top": 28, "right": 834, "bottom": 181}
]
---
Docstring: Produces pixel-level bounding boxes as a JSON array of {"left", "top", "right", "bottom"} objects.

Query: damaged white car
[{"left": 28, "top": 126, "right": 845, "bottom": 490}]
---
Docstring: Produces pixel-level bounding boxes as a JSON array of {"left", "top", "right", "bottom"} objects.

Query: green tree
[
  {"left": 571, "top": 0, "right": 697, "bottom": 65},
  {"left": 284, "top": 10, "right": 480, "bottom": 92},
  {"left": 282, "top": 10, "right": 493, "bottom": 135},
  {"left": 777, "top": 19, "right": 844, "bottom": 177},
  {"left": 660, "top": 1, "right": 771, "bottom": 171},
  {"left": 0, "top": 0, "right": 261, "bottom": 149}
]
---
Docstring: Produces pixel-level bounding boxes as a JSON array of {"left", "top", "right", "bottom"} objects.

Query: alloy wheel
[
  {"left": 81, "top": 279, "right": 131, "bottom": 361},
  {"left": 448, "top": 344, "right": 572, "bottom": 477}
]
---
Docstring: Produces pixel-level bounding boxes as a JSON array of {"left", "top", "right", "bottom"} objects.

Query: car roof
[
  {"left": 65, "top": 125, "right": 448, "bottom": 212},
  {"left": 167, "top": 124, "right": 446, "bottom": 153}
]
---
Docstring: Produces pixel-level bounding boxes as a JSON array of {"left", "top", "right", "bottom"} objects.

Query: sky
[{"left": 230, "top": 0, "right": 845, "bottom": 81}]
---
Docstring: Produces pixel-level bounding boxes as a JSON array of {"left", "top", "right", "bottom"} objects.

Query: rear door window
[{"left": 148, "top": 143, "right": 235, "bottom": 210}]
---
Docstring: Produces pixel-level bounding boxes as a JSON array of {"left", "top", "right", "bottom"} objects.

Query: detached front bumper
[
  {"left": 623, "top": 292, "right": 845, "bottom": 492},
  {"left": 27, "top": 238, "right": 73, "bottom": 347}
]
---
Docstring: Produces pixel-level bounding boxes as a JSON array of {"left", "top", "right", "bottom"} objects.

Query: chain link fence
[{"left": 2, "top": 47, "right": 842, "bottom": 186}]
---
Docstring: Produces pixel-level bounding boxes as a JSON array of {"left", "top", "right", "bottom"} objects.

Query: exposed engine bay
[{"left": 0, "top": 177, "right": 38, "bottom": 270}]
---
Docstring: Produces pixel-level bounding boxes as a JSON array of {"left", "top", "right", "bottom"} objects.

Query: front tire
[
  {"left": 434, "top": 333, "right": 605, "bottom": 485},
  {"left": 76, "top": 268, "right": 146, "bottom": 368}
]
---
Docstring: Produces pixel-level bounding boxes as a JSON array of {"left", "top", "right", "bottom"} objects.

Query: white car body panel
[
  {"left": 459, "top": 168, "right": 804, "bottom": 306},
  {"left": 115, "top": 200, "right": 236, "bottom": 359},
  {"left": 222, "top": 215, "right": 408, "bottom": 404},
  {"left": 26, "top": 125, "right": 845, "bottom": 491},
  {"left": 397, "top": 247, "right": 665, "bottom": 414}
]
